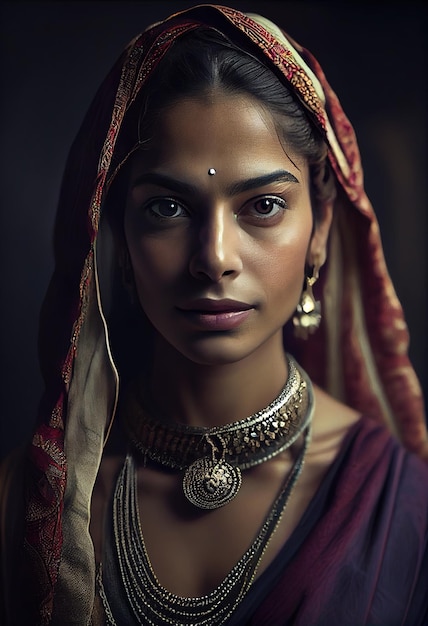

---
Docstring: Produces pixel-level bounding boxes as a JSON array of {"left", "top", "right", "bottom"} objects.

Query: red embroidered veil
[{"left": 1, "top": 5, "right": 426, "bottom": 624}]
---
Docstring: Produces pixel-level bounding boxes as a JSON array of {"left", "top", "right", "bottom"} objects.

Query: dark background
[{"left": 1, "top": 1, "right": 427, "bottom": 459}]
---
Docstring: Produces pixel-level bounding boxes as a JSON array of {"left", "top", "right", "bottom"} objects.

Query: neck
[{"left": 144, "top": 332, "right": 288, "bottom": 428}]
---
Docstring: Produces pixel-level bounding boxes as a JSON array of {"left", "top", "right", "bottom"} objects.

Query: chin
[{"left": 161, "top": 332, "right": 264, "bottom": 367}]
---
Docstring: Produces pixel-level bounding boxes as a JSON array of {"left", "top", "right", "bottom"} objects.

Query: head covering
[{"left": 14, "top": 4, "right": 427, "bottom": 624}]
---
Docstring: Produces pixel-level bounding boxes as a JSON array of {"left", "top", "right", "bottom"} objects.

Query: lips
[
  {"left": 177, "top": 298, "right": 254, "bottom": 330},
  {"left": 179, "top": 298, "right": 253, "bottom": 313}
]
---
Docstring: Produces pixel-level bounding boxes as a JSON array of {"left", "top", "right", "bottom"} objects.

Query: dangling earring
[{"left": 293, "top": 265, "right": 321, "bottom": 339}]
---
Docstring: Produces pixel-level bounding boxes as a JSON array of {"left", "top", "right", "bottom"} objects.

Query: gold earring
[{"left": 293, "top": 265, "right": 321, "bottom": 339}]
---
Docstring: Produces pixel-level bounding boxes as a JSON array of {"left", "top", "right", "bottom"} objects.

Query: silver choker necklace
[{"left": 123, "top": 355, "right": 313, "bottom": 510}]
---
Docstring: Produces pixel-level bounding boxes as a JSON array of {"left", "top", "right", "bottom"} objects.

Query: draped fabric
[
  {"left": 246, "top": 415, "right": 428, "bottom": 626},
  {"left": 1, "top": 4, "right": 427, "bottom": 625},
  {"left": 98, "top": 416, "right": 428, "bottom": 626}
]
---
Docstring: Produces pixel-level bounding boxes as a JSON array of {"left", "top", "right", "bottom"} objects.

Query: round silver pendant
[{"left": 183, "top": 457, "right": 242, "bottom": 509}]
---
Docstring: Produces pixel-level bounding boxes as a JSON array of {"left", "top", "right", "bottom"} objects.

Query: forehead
[{"left": 131, "top": 95, "right": 307, "bottom": 179}]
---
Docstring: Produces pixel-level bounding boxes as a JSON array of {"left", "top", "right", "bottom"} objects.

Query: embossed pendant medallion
[{"left": 183, "top": 457, "right": 242, "bottom": 509}]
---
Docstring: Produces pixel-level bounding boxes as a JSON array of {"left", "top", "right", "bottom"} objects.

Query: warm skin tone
[
  {"left": 125, "top": 94, "right": 325, "bottom": 426},
  {"left": 91, "top": 93, "right": 360, "bottom": 597}
]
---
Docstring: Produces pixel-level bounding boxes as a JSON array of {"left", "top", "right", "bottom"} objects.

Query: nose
[{"left": 189, "top": 206, "right": 243, "bottom": 282}]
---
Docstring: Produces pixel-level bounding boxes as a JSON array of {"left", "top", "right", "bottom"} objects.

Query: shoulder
[
  {"left": 316, "top": 398, "right": 428, "bottom": 534},
  {"left": 309, "top": 386, "right": 428, "bottom": 522},
  {"left": 311, "top": 385, "right": 428, "bottom": 475},
  {"left": 251, "top": 403, "right": 428, "bottom": 624}
]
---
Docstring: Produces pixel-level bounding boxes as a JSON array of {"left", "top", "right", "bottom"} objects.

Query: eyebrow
[{"left": 131, "top": 169, "right": 299, "bottom": 196}]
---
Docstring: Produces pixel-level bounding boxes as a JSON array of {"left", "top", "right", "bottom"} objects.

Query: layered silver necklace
[
  {"left": 98, "top": 357, "right": 314, "bottom": 625},
  {"left": 99, "top": 422, "right": 311, "bottom": 626}
]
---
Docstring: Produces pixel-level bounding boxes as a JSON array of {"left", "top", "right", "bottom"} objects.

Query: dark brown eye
[
  {"left": 252, "top": 196, "right": 287, "bottom": 218},
  {"left": 255, "top": 198, "right": 277, "bottom": 214},
  {"left": 145, "top": 198, "right": 187, "bottom": 219}
]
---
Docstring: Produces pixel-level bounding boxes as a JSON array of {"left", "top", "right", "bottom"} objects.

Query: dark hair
[
  {"left": 127, "top": 27, "right": 335, "bottom": 223},
  {"left": 139, "top": 28, "right": 327, "bottom": 163}
]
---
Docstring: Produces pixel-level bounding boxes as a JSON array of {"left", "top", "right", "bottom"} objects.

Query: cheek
[
  {"left": 126, "top": 232, "right": 187, "bottom": 302},
  {"left": 253, "top": 219, "right": 312, "bottom": 296},
  {"left": 130, "top": 241, "right": 169, "bottom": 282}
]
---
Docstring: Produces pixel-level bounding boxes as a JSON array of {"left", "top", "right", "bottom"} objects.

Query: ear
[{"left": 307, "top": 198, "right": 333, "bottom": 268}]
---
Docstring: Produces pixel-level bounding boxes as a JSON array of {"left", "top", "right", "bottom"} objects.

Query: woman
[{"left": 1, "top": 4, "right": 427, "bottom": 625}]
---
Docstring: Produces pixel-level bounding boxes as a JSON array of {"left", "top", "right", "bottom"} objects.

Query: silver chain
[{"left": 100, "top": 420, "right": 312, "bottom": 625}]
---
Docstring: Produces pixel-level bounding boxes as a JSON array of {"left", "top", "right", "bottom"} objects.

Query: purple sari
[{"left": 228, "top": 416, "right": 428, "bottom": 625}]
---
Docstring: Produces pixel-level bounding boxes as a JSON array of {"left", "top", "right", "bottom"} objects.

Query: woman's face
[{"left": 124, "top": 94, "right": 330, "bottom": 366}]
